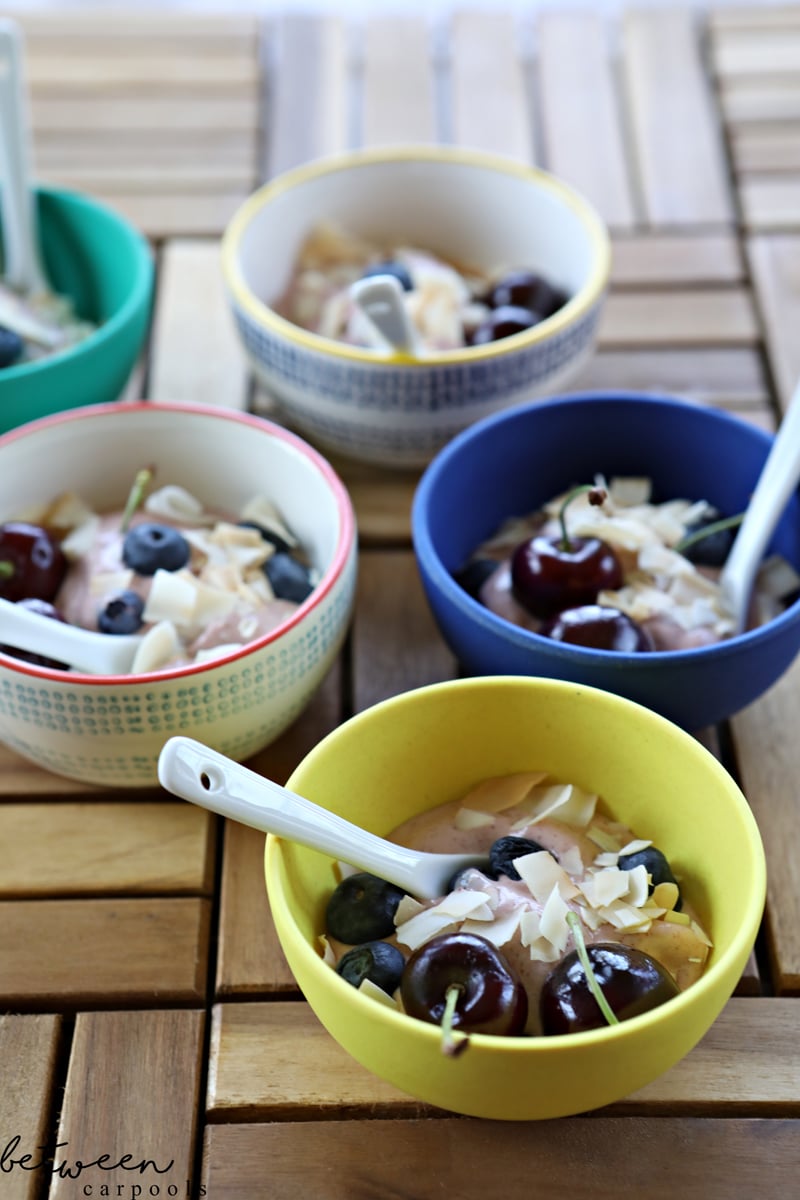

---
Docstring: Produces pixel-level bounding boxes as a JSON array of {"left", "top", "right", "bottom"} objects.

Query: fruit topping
[
  {"left": 97, "top": 589, "right": 146, "bottom": 635},
  {"left": 676, "top": 508, "right": 741, "bottom": 567},
  {"left": 326, "top": 872, "right": 407, "bottom": 944},
  {"left": 361, "top": 261, "right": 414, "bottom": 292},
  {"left": 336, "top": 940, "right": 406, "bottom": 994},
  {"left": 0, "top": 325, "right": 24, "bottom": 368},
  {"left": 540, "top": 937, "right": 679, "bottom": 1035},
  {"left": 486, "top": 270, "right": 568, "bottom": 319},
  {"left": 488, "top": 834, "right": 550, "bottom": 881},
  {"left": 0, "top": 521, "right": 68, "bottom": 603},
  {"left": 618, "top": 845, "right": 682, "bottom": 910},
  {"left": 453, "top": 557, "right": 498, "bottom": 600},
  {"left": 0, "top": 598, "right": 69, "bottom": 669},
  {"left": 122, "top": 523, "right": 191, "bottom": 576},
  {"left": 540, "top": 604, "right": 654, "bottom": 652},
  {"left": 401, "top": 931, "right": 528, "bottom": 1053},
  {"left": 470, "top": 304, "right": 541, "bottom": 346},
  {"left": 511, "top": 486, "right": 623, "bottom": 619},
  {"left": 263, "top": 550, "right": 314, "bottom": 603}
]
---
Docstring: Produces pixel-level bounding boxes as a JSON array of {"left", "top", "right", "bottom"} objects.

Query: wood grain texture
[
  {"left": 0, "top": 1014, "right": 62, "bottom": 1200},
  {"left": 202, "top": 1117, "right": 800, "bottom": 1199},
  {"left": 572, "top": 347, "right": 770, "bottom": 407},
  {"left": 537, "top": 11, "right": 637, "bottom": 229},
  {"left": 449, "top": 10, "right": 533, "bottom": 161},
  {"left": 610, "top": 234, "right": 744, "bottom": 286},
  {"left": 739, "top": 177, "right": 800, "bottom": 232},
  {"left": 50, "top": 1010, "right": 204, "bottom": 1200},
  {"left": 621, "top": 9, "right": 734, "bottom": 226},
  {"left": 361, "top": 18, "right": 437, "bottom": 146},
  {"left": 0, "top": 743, "right": 106, "bottom": 798},
  {"left": 746, "top": 234, "right": 800, "bottom": 411},
  {"left": 0, "top": 801, "right": 214, "bottom": 897},
  {"left": 730, "top": 125, "right": 800, "bottom": 173},
  {"left": 0, "top": 898, "right": 210, "bottom": 1007},
  {"left": 598, "top": 289, "right": 759, "bottom": 346}
]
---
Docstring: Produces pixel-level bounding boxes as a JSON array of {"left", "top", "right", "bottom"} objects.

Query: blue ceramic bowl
[{"left": 412, "top": 391, "right": 800, "bottom": 731}]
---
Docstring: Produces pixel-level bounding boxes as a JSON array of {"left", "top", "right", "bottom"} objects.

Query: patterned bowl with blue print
[
  {"left": 0, "top": 402, "right": 357, "bottom": 787},
  {"left": 221, "top": 146, "right": 611, "bottom": 469}
]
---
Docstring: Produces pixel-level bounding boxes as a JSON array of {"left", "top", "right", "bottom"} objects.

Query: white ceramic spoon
[
  {"left": 0, "top": 597, "right": 141, "bottom": 674},
  {"left": 0, "top": 20, "right": 50, "bottom": 299},
  {"left": 158, "top": 735, "right": 489, "bottom": 901},
  {"left": 350, "top": 275, "right": 422, "bottom": 357},
  {"left": 720, "top": 380, "right": 800, "bottom": 633}
]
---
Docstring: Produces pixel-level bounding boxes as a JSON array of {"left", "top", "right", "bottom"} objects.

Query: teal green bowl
[{"left": 0, "top": 185, "right": 154, "bottom": 433}]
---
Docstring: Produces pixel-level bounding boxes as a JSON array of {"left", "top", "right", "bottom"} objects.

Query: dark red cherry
[
  {"left": 540, "top": 942, "right": 679, "bottom": 1034},
  {"left": 487, "top": 270, "right": 569, "bottom": 319},
  {"left": 0, "top": 522, "right": 68, "bottom": 603},
  {"left": 469, "top": 305, "right": 541, "bottom": 345},
  {"left": 401, "top": 932, "right": 528, "bottom": 1038},
  {"left": 540, "top": 605, "right": 654, "bottom": 652},
  {"left": 511, "top": 535, "right": 623, "bottom": 619}
]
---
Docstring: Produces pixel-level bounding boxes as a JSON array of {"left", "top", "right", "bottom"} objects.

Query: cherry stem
[
  {"left": 0, "top": 561, "right": 13, "bottom": 579},
  {"left": 440, "top": 983, "right": 469, "bottom": 1058},
  {"left": 674, "top": 512, "right": 744, "bottom": 556},
  {"left": 565, "top": 911, "right": 619, "bottom": 1027},
  {"left": 120, "top": 466, "right": 155, "bottom": 534},
  {"left": 557, "top": 484, "right": 607, "bottom": 553}
]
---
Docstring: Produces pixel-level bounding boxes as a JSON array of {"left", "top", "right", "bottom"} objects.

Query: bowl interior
[{"left": 235, "top": 153, "right": 604, "bottom": 314}]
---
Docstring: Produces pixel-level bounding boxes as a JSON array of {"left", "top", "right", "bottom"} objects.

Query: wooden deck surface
[{"left": 2, "top": 6, "right": 800, "bottom": 1198}]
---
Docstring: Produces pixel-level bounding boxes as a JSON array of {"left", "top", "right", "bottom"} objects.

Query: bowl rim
[
  {"left": 0, "top": 400, "right": 357, "bottom": 684},
  {"left": 412, "top": 389, "right": 800, "bottom": 668},
  {"left": 0, "top": 183, "right": 154, "bottom": 384},
  {"left": 265, "top": 674, "right": 767, "bottom": 1054},
  {"left": 221, "top": 143, "right": 612, "bottom": 368}
]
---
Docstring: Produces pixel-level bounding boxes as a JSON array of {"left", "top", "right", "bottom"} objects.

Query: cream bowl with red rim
[
  {"left": 0, "top": 402, "right": 357, "bottom": 787},
  {"left": 222, "top": 144, "right": 610, "bottom": 468}
]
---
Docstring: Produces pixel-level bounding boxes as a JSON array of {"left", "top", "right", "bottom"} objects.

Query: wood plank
[
  {"left": 147, "top": 239, "right": 250, "bottom": 408},
  {"left": 18, "top": 11, "right": 261, "bottom": 47},
  {"left": 0, "top": 1014, "right": 62, "bottom": 1200},
  {"left": 266, "top": 14, "right": 349, "bottom": 179},
  {"left": 0, "top": 802, "right": 214, "bottom": 898},
  {"left": 711, "top": 29, "right": 800, "bottom": 78},
  {"left": 361, "top": 18, "right": 437, "bottom": 146},
  {"left": 50, "top": 1010, "right": 204, "bottom": 1200},
  {"left": 572, "top": 347, "right": 770, "bottom": 407},
  {"left": 448, "top": 11, "right": 533, "bottom": 161},
  {"left": 730, "top": 124, "right": 800, "bottom": 173},
  {"left": 610, "top": 234, "right": 744, "bottom": 286},
  {"left": 201, "top": 1116, "right": 800, "bottom": 1199},
  {"left": 746, "top": 234, "right": 800, "bottom": 411},
  {"left": 739, "top": 177, "right": 800, "bottom": 232},
  {"left": 0, "top": 742, "right": 106, "bottom": 797},
  {"left": 721, "top": 79, "right": 800, "bottom": 124},
  {"left": 351, "top": 551, "right": 457, "bottom": 714},
  {"left": 216, "top": 669, "right": 342, "bottom": 998},
  {"left": 30, "top": 96, "right": 260, "bottom": 133},
  {"left": 0, "top": 898, "right": 210, "bottom": 1007},
  {"left": 83, "top": 192, "right": 250, "bottom": 241},
  {"left": 598, "top": 289, "right": 760, "bottom": 347},
  {"left": 621, "top": 9, "right": 734, "bottom": 226},
  {"left": 325, "top": 458, "right": 420, "bottom": 546},
  {"left": 206, "top": 997, "right": 797, "bottom": 1123},
  {"left": 39, "top": 165, "right": 255, "bottom": 193},
  {"left": 35, "top": 129, "right": 258, "bottom": 171},
  {"left": 27, "top": 52, "right": 260, "bottom": 94},
  {"left": 731, "top": 656, "right": 800, "bottom": 995},
  {"left": 709, "top": 7, "right": 800, "bottom": 33},
  {"left": 536, "top": 11, "right": 637, "bottom": 230}
]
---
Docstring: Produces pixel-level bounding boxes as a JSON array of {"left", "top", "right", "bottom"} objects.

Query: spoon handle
[
  {"left": 157, "top": 736, "right": 436, "bottom": 895},
  {"left": 350, "top": 275, "right": 421, "bottom": 357},
  {"left": 0, "top": 597, "right": 139, "bottom": 674},
  {"left": 720, "top": 382, "right": 800, "bottom": 630},
  {"left": 0, "top": 19, "right": 48, "bottom": 294}
]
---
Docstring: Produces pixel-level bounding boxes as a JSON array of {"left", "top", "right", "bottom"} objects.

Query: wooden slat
[
  {"left": 207, "top": 997, "right": 796, "bottom": 1123},
  {"left": 739, "top": 178, "right": 800, "bottom": 232},
  {"left": 448, "top": 11, "right": 533, "bottom": 161},
  {"left": 621, "top": 9, "right": 734, "bottom": 226},
  {"left": 598, "top": 289, "right": 759, "bottom": 347},
  {"left": 610, "top": 234, "right": 744, "bottom": 286},
  {"left": 50, "top": 1010, "right": 204, "bottom": 1200},
  {"left": 0, "top": 742, "right": 105, "bottom": 798},
  {"left": 729, "top": 124, "right": 800, "bottom": 173},
  {"left": 27, "top": 51, "right": 260, "bottom": 94},
  {"left": 711, "top": 29, "right": 800, "bottom": 78},
  {"left": 351, "top": 551, "right": 457, "bottom": 714},
  {"left": 72, "top": 192, "right": 250, "bottom": 240},
  {"left": 266, "top": 14, "right": 349, "bottom": 178},
  {"left": 0, "top": 1014, "right": 62, "bottom": 1200},
  {"left": 35, "top": 129, "right": 258, "bottom": 171},
  {"left": 731, "top": 657, "right": 800, "bottom": 995},
  {"left": 19, "top": 10, "right": 261, "bottom": 48},
  {"left": 31, "top": 96, "right": 260, "bottom": 134},
  {"left": 721, "top": 79, "right": 800, "bottom": 124},
  {"left": 326, "top": 459, "right": 420, "bottom": 546},
  {"left": 746, "top": 234, "right": 800, "bottom": 411},
  {"left": 0, "top": 898, "right": 210, "bottom": 1007},
  {"left": 709, "top": 7, "right": 800, "bottom": 33},
  {"left": 147, "top": 239, "right": 250, "bottom": 408},
  {"left": 0, "top": 802, "right": 214, "bottom": 898},
  {"left": 536, "top": 12, "right": 638, "bottom": 230},
  {"left": 572, "top": 347, "right": 770, "bottom": 407},
  {"left": 361, "top": 18, "right": 437, "bottom": 146}
]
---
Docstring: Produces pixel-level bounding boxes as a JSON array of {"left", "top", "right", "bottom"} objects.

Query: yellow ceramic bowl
[{"left": 265, "top": 676, "right": 765, "bottom": 1120}]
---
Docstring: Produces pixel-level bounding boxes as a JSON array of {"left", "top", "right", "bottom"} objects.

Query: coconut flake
[
  {"left": 514, "top": 851, "right": 580, "bottom": 904},
  {"left": 459, "top": 772, "right": 546, "bottom": 813},
  {"left": 144, "top": 485, "right": 210, "bottom": 525},
  {"left": 130, "top": 620, "right": 183, "bottom": 673},
  {"left": 454, "top": 807, "right": 495, "bottom": 831}
]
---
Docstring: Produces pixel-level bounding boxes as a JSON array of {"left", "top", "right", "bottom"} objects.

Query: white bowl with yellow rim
[{"left": 222, "top": 146, "right": 611, "bottom": 469}]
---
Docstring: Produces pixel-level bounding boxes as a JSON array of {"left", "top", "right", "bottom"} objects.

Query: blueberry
[
  {"left": 122, "top": 523, "right": 190, "bottom": 576},
  {"left": 264, "top": 551, "right": 314, "bottom": 603},
  {"left": 361, "top": 261, "right": 413, "bottom": 292},
  {"left": 238, "top": 520, "right": 292, "bottom": 555},
  {"left": 0, "top": 325, "right": 24, "bottom": 368},
  {"left": 618, "top": 846, "right": 682, "bottom": 911},
  {"left": 489, "top": 835, "right": 551, "bottom": 881},
  {"left": 680, "top": 509, "right": 736, "bottom": 568},
  {"left": 454, "top": 557, "right": 498, "bottom": 600},
  {"left": 326, "top": 872, "right": 407, "bottom": 944},
  {"left": 98, "top": 589, "right": 145, "bottom": 635},
  {"left": 336, "top": 940, "right": 406, "bottom": 994}
]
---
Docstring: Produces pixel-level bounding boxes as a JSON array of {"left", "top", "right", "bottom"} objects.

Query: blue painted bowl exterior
[{"left": 412, "top": 391, "right": 800, "bottom": 730}]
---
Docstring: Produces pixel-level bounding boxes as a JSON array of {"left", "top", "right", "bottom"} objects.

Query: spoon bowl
[{"left": 157, "top": 735, "right": 489, "bottom": 901}]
